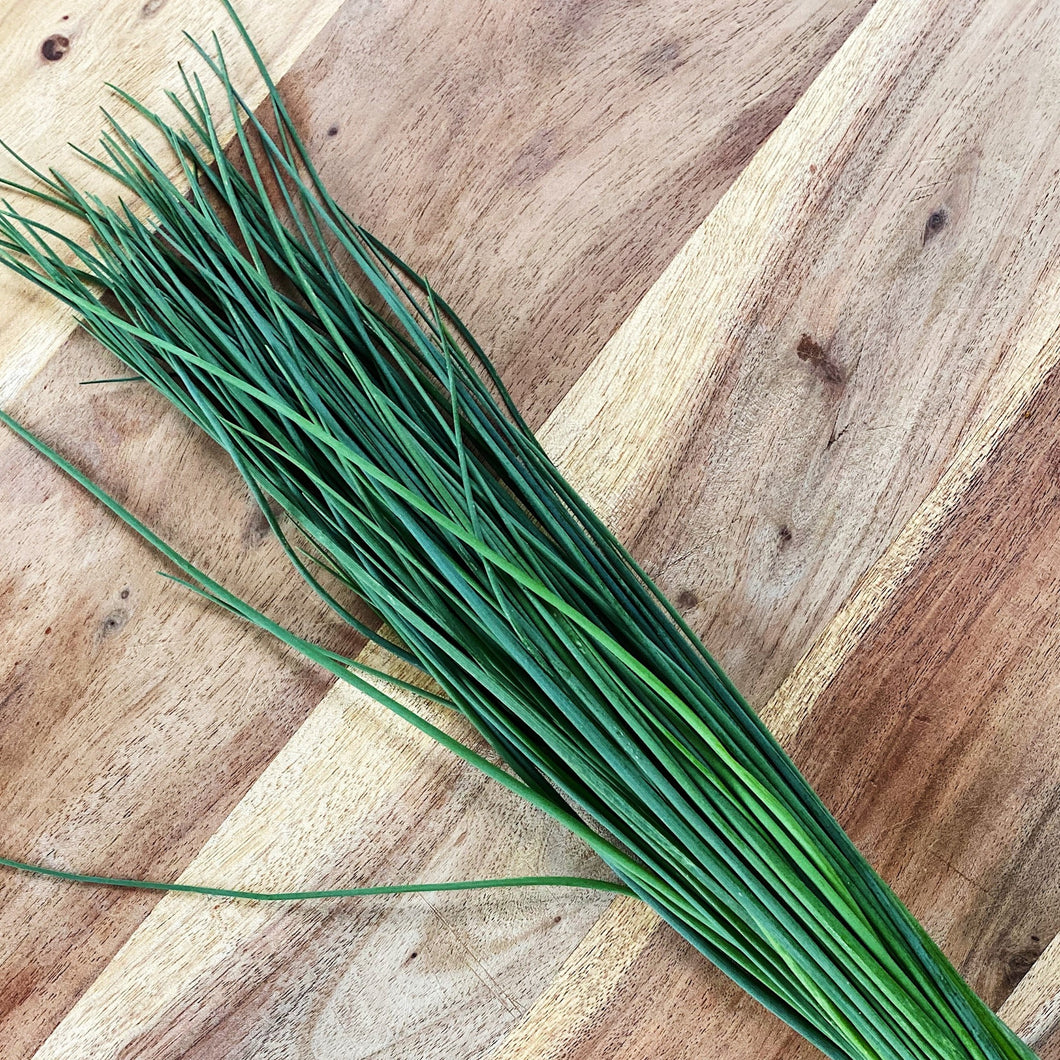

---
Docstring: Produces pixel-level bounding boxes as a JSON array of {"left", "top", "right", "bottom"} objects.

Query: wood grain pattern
[
  {"left": 0, "top": 333, "right": 360, "bottom": 1057},
  {"left": 26, "top": 652, "right": 612, "bottom": 1060},
  {"left": 278, "top": 0, "right": 871, "bottom": 426},
  {"left": 3, "top": 0, "right": 1060, "bottom": 1057},
  {"left": 547, "top": 0, "right": 1060, "bottom": 708}
]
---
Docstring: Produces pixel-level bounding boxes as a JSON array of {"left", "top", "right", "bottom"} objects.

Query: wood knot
[
  {"left": 796, "top": 334, "right": 845, "bottom": 384},
  {"left": 923, "top": 207, "right": 948, "bottom": 245},
  {"left": 41, "top": 34, "right": 71, "bottom": 61},
  {"left": 100, "top": 609, "right": 128, "bottom": 636},
  {"left": 1000, "top": 944, "right": 1045, "bottom": 996}
]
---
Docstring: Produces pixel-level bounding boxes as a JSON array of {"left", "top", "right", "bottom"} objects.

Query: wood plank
[
  {"left": 26, "top": 655, "right": 612, "bottom": 1060},
  {"left": 546, "top": 0, "right": 1060, "bottom": 708},
  {"left": 1001, "top": 935, "right": 1060, "bottom": 1058},
  {"left": 19, "top": 0, "right": 1060, "bottom": 1056},
  {"left": 0, "top": 0, "right": 872, "bottom": 1056}
]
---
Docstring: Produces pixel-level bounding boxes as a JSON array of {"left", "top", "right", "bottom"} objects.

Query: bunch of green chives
[{"left": 0, "top": 8, "right": 1037, "bottom": 1059}]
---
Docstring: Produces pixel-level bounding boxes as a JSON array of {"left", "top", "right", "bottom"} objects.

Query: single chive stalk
[{"left": 0, "top": 6, "right": 1037, "bottom": 1058}]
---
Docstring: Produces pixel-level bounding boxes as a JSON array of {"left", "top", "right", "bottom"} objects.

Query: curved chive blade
[{"left": 0, "top": 856, "right": 631, "bottom": 901}]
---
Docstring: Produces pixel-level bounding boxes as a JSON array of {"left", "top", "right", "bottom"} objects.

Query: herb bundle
[{"left": 0, "top": 8, "right": 1037, "bottom": 1059}]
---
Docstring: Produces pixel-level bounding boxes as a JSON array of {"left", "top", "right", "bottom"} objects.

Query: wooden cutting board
[{"left": 2, "top": 0, "right": 1059, "bottom": 1057}]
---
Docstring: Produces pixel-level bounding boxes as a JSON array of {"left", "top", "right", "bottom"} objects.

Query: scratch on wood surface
[{"left": 418, "top": 894, "right": 524, "bottom": 1020}]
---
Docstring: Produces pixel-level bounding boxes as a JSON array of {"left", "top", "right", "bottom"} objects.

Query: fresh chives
[{"left": 0, "top": 6, "right": 1036, "bottom": 1058}]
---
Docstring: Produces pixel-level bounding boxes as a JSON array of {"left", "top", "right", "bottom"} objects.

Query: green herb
[{"left": 0, "top": 6, "right": 1036, "bottom": 1058}]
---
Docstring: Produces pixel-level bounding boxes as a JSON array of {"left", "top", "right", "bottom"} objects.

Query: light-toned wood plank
[
  {"left": 487, "top": 900, "right": 659, "bottom": 1060},
  {"left": 0, "top": 0, "right": 872, "bottom": 1055},
  {"left": 547, "top": 0, "right": 1060, "bottom": 707},
  {"left": 1001, "top": 935, "right": 1060, "bottom": 1056}
]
